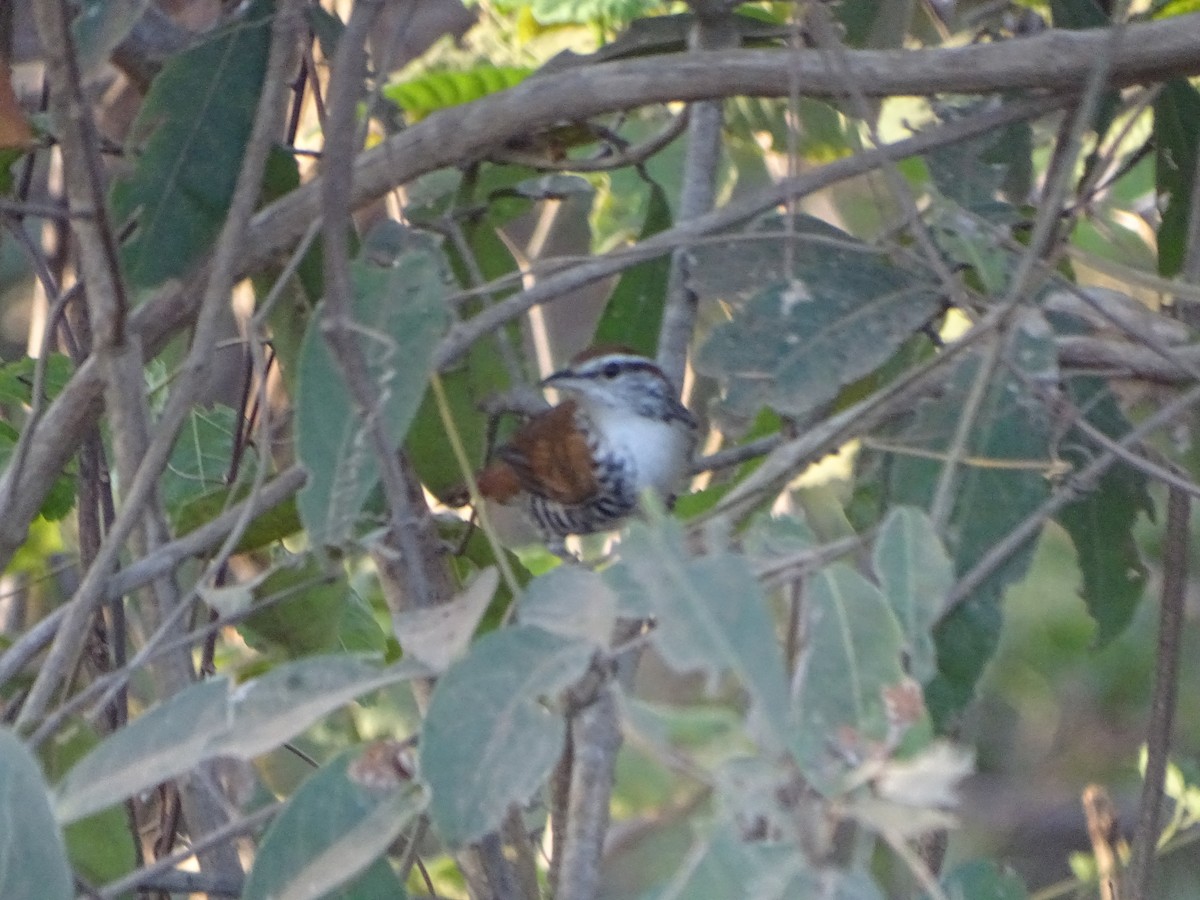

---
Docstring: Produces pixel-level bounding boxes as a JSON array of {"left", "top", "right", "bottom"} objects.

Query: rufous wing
[{"left": 476, "top": 401, "right": 598, "bottom": 505}]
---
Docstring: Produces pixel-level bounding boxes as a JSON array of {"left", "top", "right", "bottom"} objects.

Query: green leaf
[
  {"left": 531, "top": 0, "right": 645, "bottom": 25},
  {"left": 163, "top": 405, "right": 245, "bottom": 517},
  {"left": 694, "top": 215, "right": 943, "bottom": 419},
  {"left": 383, "top": 66, "right": 532, "bottom": 120},
  {"left": 1154, "top": 80, "right": 1200, "bottom": 276},
  {"left": 0, "top": 355, "right": 77, "bottom": 522},
  {"left": 1051, "top": 0, "right": 1110, "bottom": 28},
  {"left": 109, "top": 0, "right": 272, "bottom": 288},
  {"left": 882, "top": 312, "right": 1057, "bottom": 724},
  {"left": 422, "top": 625, "right": 594, "bottom": 846},
  {"left": 0, "top": 148, "right": 26, "bottom": 195},
  {"left": 0, "top": 421, "right": 75, "bottom": 525},
  {"left": 305, "top": 3, "right": 344, "bottom": 59},
  {"left": 605, "top": 508, "right": 790, "bottom": 751},
  {"left": 928, "top": 201, "right": 1022, "bottom": 296},
  {"left": 1156, "top": 0, "right": 1200, "bottom": 16},
  {"left": 925, "top": 108, "right": 1033, "bottom": 210},
  {"left": 1053, "top": 375, "right": 1150, "bottom": 646},
  {"left": 936, "top": 860, "right": 1028, "bottom": 899},
  {"left": 239, "top": 557, "right": 386, "bottom": 657},
  {"left": 295, "top": 228, "right": 451, "bottom": 546},
  {"left": 54, "top": 657, "right": 427, "bottom": 824},
  {"left": 518, "top": 565, "right": 617, "bottom": 646},
  {"left": 835, "top": 0, "right": 913, "bottom": 48},
  {"left": 174, "top": 485, "right": 302, "bottom": 551},
  {"left": 872, "top": 507, "right": 953, "bottom": 684},
  {"left": 243, "top": 750, "right": 420, "bottom": 900},
  {"left": 791, "top": 563, "right": 908, "bottom": 794},
  {"left": 40, "top": 722, "right": 137, "bottom": 887},
  {"left": 592, "top": 180, "right": 672, "bottom": 356},
  {"left": 0, "top": 354, "right": 73, "bottom": 406},
  {"left": 0, "top": 729, "right": 73, "bottom": 900}
]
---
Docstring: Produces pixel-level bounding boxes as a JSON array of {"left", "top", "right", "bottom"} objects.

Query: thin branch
[
  {"left": 319, "top": 0, "right": 438, "bottom": 611},
  {"left": 15, "top": 0, "right": 304, "bottom": 729},
  {"left": 0, "top": 466, "right": 304, "bottom": 692},
  {"left": 1057, "top": 336, "right": 1200, "bottom": 384},
  {"left": 656, "top": 1, "right": 737, "bottom": 390},
  {"left": 557, "top": 685, "right": 622, "bottom": 900},
  {"left": 690, "top": 432, "right": 783, "bottom": 475},
  {"left": 1126, "top": 487, "right": 1188, "bottom": 900},
  {"left": 1083, "top": 784, "right": 1122, "bottom": 900},
  {"left": 434, "top": 94, "right": 1069, "bottom": 373},
  {"left": 98, "top": 802, "right": 281, "bottom": 900}
]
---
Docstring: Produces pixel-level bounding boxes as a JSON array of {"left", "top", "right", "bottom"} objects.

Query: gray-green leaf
[
  {"left": 54, "top": 656, "right": 427, "bottom": 823},
  {"left": 243, "top": 750, "right": 422, "bottom": 900},
  {"left": 422, "top": 625, "right": 594, "bottom": 846},
  {"left": 296, "top": 229, "right": 451, "bottom": 546},
  {"left": 694, "top": 215, "right": 943, "bottom": 419},
  {"left": 791, "top": 563, "right": 907, "bottom": 794},
  {"left": 606, "top": 511, "right": 790, "bottom": 751},
  {"left": 0, "top": 729, "right": 73, "bottom": 900},
  {"left": 873, "top": 506, "right": 953, "bottom": 684}
]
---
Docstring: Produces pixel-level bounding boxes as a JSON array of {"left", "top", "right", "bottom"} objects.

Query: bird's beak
[{"left": 541, "top": 368, "right": 572, "bottom": 388}]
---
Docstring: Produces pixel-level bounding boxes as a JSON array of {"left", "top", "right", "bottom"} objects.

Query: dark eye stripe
[{"left": 581, "top": 359, "right": 660, "bottom": 379}]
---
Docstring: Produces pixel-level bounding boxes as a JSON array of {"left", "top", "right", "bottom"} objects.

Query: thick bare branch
[{"left": 244, "top": 16, "right": 1200, "bottom": 280}]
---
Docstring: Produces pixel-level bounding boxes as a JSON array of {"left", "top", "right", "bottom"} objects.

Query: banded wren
[{"left": 476, "top": 349, "right": 697, "bottom": 546}]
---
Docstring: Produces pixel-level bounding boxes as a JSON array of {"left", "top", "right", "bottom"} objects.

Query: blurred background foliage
[{"left": 1, "top": 0, "right": 1200, "bottom": 898}]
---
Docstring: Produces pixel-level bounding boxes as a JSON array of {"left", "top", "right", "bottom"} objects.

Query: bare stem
[{"left": 1126, "top": 487, "right": 1188, "bottom": 899}]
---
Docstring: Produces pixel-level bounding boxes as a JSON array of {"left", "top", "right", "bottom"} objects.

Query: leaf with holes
[{"left": 693, "top": 215, "right": 943, "bottom": 419}]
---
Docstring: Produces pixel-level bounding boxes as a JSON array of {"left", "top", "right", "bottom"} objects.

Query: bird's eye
[{"left": 602, "top": 361, "right": 621, "bottom": 379}]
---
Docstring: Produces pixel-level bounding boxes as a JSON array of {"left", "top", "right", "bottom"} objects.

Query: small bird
[{"left": 475, "top": 348, "right": 697, "bottom": 547}]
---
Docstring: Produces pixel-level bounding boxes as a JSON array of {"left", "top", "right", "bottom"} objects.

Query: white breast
[{"left": 591, "top": 408, "right": 694, "bottom": 497}]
